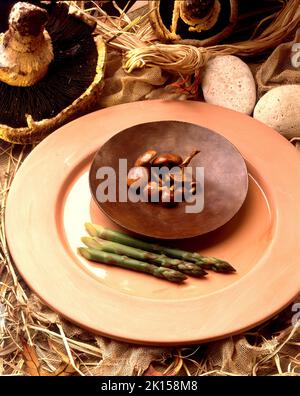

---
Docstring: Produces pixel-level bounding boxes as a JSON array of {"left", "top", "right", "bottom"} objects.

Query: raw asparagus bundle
[
  {"left": 85, "top": 223, "right": 236, "bottom": 273},
  {"left": 82, "top": 236, "right": 207, "bottom": 278},
  {"left": 78, "top": 247, "right": 187, "bottom": 283}
]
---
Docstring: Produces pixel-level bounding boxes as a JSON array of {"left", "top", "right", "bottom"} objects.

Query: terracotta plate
[
  {"left": 89, "top": 121, "right": 249, "bottom": 239},
  {"left": 5, "top": 100, "right": 300, "bottom": 345}
]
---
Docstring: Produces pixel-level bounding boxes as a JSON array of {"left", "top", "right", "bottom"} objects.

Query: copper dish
[{"left": 89, "top": 121, "right": 248, "bottom": 239}]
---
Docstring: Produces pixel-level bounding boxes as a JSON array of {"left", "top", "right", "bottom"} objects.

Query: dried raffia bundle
[
  {"left": 0, "top": 2, "right": 106, "bottom": 145},
  {"left": 122, "top": 0, "right": 300, "bottom": 75}
]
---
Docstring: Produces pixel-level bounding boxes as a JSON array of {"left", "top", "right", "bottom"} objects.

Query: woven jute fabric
[
  {"left": 256, "top": 29, "right": 300, "bottom": 97},
  {"left": 98, "top": 50, "right": 188, "bottom": 107},
  {"left": 0, "top": 47, "right": 299, "bottom": 376}
]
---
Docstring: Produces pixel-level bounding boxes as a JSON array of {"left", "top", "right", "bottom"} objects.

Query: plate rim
[{"left": 5, "top": 100, "right": 300, "bottom": 345}]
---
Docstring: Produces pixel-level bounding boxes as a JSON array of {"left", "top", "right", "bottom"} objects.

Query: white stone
[
  {"left": 202, "top": 55, "right": 257, "bottom": 115},
  {"left": 254, "top": 85, "right": 300, "bottom": 139}
]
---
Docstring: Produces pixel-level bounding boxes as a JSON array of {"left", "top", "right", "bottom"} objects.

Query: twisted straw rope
[{"left": 125, "top": 44, "right": 214, "bottom": 73}]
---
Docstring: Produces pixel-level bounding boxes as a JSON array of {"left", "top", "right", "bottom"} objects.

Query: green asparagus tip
[
  {"left": 218, "top": 261, "right": 236, "bottom": 273},
  {"left": 81, "top": 236, "right": 91, "bottom": 245},
  {"left": 200, "top": 260, "right": 236, "bottom": 273},
  {"left": 178, "top": 263, "right": 207, "bottom": 277},
  {"left": 155, "top": 267, "right": 187, "bottom": 283},
  {"left": 78, "top": 247, "right": 91, "bottom": 260},
  {"left": 81, "top": 236, "right": 102, "bottom": 249},
  {"left": 85, "top": 223, "right": 98, "bottom": 237},
  {"left": 190, "top": 268, "right": 208, "bottom": 277}
]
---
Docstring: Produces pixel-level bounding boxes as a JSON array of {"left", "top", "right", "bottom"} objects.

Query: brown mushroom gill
[
  {"left": 158, "top": 0, "right": 233, "bottom": 41},
  {"left": 0, "top": 2, "right": 98, "bottom": 129}
]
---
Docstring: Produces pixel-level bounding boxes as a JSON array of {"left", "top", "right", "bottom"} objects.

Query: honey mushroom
[
  {"left": 127, "top": 166, "right": 149, "bottom": 187},
  {"left": 134, "top": 149, "right": 157, "bottom": 167},
  {"left": 152, "top": 153, "right": 183, "bottom": 168},
  {"left": 128, "top": 149, "right": 201, "bottom": 206},
  {"left": 173, "top": 186, "right": 188, "bottom": 203},
  {"left": 161, "top": 187, "right": 176, "bottom": 207},
  {"left": 143, "top": 181, "right": 162, "bottom": 202}
]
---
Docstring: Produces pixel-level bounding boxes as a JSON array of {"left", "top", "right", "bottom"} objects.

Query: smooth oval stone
[
  {"left": 254, "top": 85, "right": 300, "bottom": 139},
  {"left": 202, "top": 55, "right": 257, "bottom": 115}
]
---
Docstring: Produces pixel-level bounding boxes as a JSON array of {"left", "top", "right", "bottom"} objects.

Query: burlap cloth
[
  {"left": 0, "top": 41, "right": 299, "bottom": 376},
  {"left": 256, "top": 28, "right": 300, "bottom": 97},
  {"left": 98, "top": 50, "right": 189, "bottom": 106}
]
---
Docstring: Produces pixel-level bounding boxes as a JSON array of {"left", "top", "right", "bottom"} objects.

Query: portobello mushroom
[
  {"left": 149, "top": 0, "right": 287, "bottom": 47},
  {"left": 0, "top": 1, "right": 106, "bottom": 144},
  {"left": 149, "top": 0, "right": 238, "bottom": 46}
]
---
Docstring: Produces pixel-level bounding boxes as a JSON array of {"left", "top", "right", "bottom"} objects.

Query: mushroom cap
[
  {"left": 134, "top": 149, "right": 157, "bottom": 167},
  {"left": 0, "top": 2, "right": 54, "bottom": 87},
  {"left": 149, "top": 0, "right": 238, "bottom": 47},
  {"left": 9, "top": 2, "right": 48, "bottom": 37},
  {"left": 152, "top": 153, "right": 183, "bottom": 167},
  {"left": 0, "top": 2, "right": 106, "bottom": 144},
  {"left": 183, "top": 0, "right": 216, "bottom": 20}
]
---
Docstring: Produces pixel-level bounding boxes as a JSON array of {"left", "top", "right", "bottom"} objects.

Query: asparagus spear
[
  {"left": 192, "top": 258, "right": 235, "bottom": 273},
  {"left": 85, "top": 223, "right": 236, "bottom": 273},
  {"left": 81, "top": 236, "right": 207, "bottom": 278},
  {"left": 78, "top": 247, "right": 187, "bottom": 283}
]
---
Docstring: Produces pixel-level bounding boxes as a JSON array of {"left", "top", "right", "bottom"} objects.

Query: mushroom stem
[
  {"left": 0, "top": 2, "right": 54, "bottom": 87},
  {"left": 181, "top": 150, "right": 201, "bottom": 167}
]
